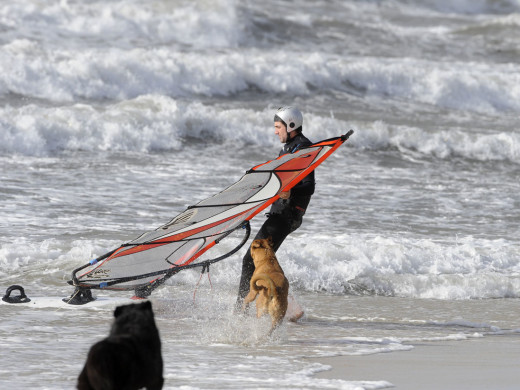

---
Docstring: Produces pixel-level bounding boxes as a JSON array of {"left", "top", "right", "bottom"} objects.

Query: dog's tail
[{"left": 250, "top": 273, "right": 276, "bottom": 300}]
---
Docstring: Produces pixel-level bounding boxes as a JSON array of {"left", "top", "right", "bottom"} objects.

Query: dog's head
[
  {"left": 114, "top": 301, "right": 153, "bottom": 319},
  {"left": 111, "top": 301, "right": 159, "bottom": 337},
  {"left": 250, "top": 237, "right": 275, "bottom": 265},
  {"left": 251, "top": 237, "right": 273, "bottom": 250}
]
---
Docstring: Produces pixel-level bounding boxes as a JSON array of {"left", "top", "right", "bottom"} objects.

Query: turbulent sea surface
[{"left": 1, "top": 0, "right": 519, "bottom": 389}]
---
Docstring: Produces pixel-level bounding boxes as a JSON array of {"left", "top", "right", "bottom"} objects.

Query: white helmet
[{"left": 274, "top": 106, "right": 303, "bottom": 132}]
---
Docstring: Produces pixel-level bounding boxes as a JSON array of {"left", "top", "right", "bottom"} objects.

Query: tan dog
[{"left": 243, "top": 237, "right": 289, "bottom": 334}]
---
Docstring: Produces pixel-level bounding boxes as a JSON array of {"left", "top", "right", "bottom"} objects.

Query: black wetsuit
[{"left": 236, "top": 132, "right": 315, "bottom": 300}]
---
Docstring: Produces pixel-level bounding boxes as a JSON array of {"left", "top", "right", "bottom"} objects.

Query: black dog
[{"left": 77, "top": 301, "right": 163, "bottom": 390}]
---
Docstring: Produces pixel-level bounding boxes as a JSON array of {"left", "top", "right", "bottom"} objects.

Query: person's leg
[{"left": 236, "top": 246, "right": 257, "bottom": 301}]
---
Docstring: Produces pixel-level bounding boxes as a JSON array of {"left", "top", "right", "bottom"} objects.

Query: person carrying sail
[{"left": 236, "top": 106, "right": 315, "bottom": 307}]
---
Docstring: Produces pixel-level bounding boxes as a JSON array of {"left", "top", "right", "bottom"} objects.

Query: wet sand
[{"left": 314, "top": 335, "right": 520, "bottom": 390}]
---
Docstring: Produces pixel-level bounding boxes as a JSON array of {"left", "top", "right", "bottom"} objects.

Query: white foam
[
  {"left": 349, "top": 119, "right": 520, "bottom": 162},
  {"left": 0, "top": 97, "right": 273, "bottom": 155},
  {"left": 2, "top": 100, "right": 520, "bottom": 163},
  {"left": 153, "top": 232, "right": 520, "bottom": 300},
  {"left": 430, "top": 319, "right": 502, "bottom": 332},
  {"left": 1, "top": 0, "right": 244, "bottom": 49},
  {"left": 4, "top": 230, "right": 519, "bottom": 300},
  {"left": 410, "top": 0, "right": 520, "bottom": 15},
  {"left": 2, "top": 38, "right": 520, "bottom": 114},
  {"left": 276, "top": 234, "right": 520, "bottom": 299}
]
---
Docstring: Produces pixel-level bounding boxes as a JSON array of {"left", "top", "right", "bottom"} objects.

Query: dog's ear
[
  {"left": 140, "top": 301, "right": 152, "bottom": 311},
  {"left": 114, "top": 304, "right": 127, "bottom": 318},
  {"left": 251, "top": 240, "right": 260, "bottom": 248}
]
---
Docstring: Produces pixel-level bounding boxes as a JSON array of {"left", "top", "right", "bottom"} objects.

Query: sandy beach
[{"left": 314, "top": 335, "right": 520, "bottom": 390}]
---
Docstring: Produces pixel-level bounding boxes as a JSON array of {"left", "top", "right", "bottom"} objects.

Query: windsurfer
[{"left": 236, "top": 106, "right": 315, "bottom": 307}]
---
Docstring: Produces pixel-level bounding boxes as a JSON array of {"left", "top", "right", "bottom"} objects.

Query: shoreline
[{"left": 313, "top": 334, "right": 520, "bottom": 390}]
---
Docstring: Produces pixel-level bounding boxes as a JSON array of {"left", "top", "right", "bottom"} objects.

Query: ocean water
[{"left": 1, "top": 0, "right": 520, "bottom": 389}]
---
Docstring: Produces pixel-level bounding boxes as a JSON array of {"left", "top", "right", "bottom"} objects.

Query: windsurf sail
[{"left": 68, "top": 131, "right": 354, "bottom": 298}]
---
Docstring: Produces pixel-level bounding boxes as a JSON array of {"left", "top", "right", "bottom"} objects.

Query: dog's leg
[
  {"left": 255, "top": 293, "right": 269, "bottom": 318},
  {"left": 242, "top": 289, "right": 258, "bottom": 313},
  {"left": 148, "top": 376, "right": 164, "bottom": 390},
  {"left": 267, "top": 315, "right": 284, "bottom": 337},
  {"left": 266, "top": 294, "right": 287, "bottom": 336},
  {"left": 76, "top": 366, "right": 93, "bottom": 390}
]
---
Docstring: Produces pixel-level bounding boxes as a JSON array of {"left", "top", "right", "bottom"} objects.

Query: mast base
[{"left": 63, "top": 287, "right": 96, "bottom": 305}]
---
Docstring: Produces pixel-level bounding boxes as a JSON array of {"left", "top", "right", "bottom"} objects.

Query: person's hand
[{"left": 279, "top": 190, "right": 291, "bottom": 199}]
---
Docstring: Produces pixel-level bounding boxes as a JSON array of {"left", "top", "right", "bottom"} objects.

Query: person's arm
[
  {"left": 279, "top": 190, "right": 291, "bottom": 199},
  {"left": 279, "top": 135, "right": 315, "bottom": 198},
  {"left": 291, "top": 171, "right": 315, "bottom": 197}
]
